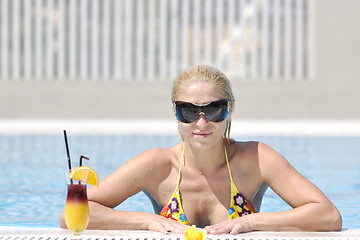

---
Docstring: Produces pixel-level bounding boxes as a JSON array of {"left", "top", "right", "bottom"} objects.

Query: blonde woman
[{"left": 60, "top": 65, "right": 342, "bottom": 234}]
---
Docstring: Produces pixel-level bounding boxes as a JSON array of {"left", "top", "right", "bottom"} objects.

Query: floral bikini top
[{"left": 160, "top": 145, "right": 257, "bottom": 225}]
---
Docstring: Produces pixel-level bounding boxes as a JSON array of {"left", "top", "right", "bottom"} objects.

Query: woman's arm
[
  {"left": 253, "top": 142, "right": 342, "bottom": 231},
  {"left": 59, "top": 201, "right": 187, "bottom": 234},
  {"left": 206, "top": 142, "right": 342, "bottom": 234},
  {"left": 59, "top": 147, "right": 188, "bottom": 234}
]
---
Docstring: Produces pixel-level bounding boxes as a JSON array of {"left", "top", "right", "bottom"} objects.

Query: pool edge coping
[{"left": 0, "top": 226, "right": 359, "bottom": 238}]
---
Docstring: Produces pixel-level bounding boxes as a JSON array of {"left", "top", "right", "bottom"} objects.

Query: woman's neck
[{"left": 182, "top": 140, "right": 227, "bottom": 174}]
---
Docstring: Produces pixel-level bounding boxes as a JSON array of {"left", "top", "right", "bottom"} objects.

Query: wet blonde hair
[{"left": 171, "top": 65, "right": 235, "bottom": 143}]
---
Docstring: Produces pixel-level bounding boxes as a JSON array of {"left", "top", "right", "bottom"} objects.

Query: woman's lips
[{"left": 193, "top": 132, "right": 213, "bottom": 137}]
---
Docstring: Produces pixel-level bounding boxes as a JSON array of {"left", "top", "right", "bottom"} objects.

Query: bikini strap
[
  {"left": 175, "top": 144, "right": 185, "bottom": 189},
  {"left": 224, "top": 146, "right": 235, "bottom": 184}
]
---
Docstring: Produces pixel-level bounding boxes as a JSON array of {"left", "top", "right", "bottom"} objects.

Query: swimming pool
[{"left": 0, "top": 133, "right": 359, "bottom": 229}]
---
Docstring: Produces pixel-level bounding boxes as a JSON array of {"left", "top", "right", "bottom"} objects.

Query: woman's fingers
[
  {"left": 205, "top": 218, "right": 252, "bottom": 235},
  {"left": 148, "top": 217, "right": 189, "bottom": 234},
  {"left": 205, "top": 223, "right": 231, "bottom": 234}
]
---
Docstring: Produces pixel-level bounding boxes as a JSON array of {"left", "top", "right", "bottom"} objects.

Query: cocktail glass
[{"left": 64, "top": 169, "right": 90, "bottom": 236}]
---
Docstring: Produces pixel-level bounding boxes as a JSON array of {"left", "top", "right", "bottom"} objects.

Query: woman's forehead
[{"left": 177, "top": 82, "right": 226, "bottom": 102}]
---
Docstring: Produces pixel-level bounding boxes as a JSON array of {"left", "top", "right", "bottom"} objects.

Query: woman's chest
[
  {"left": 151, "top": 154, "right": 262, "bottom": 226},
  {"left": 179, "top": 177, "right": 230, "bottom": 226},
  {"left": 178, "top": 169, "right": 258, "bottom": 226}
]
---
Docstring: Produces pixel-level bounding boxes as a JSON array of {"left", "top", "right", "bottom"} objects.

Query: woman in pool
[{"left": 60, "top": 65, "right": 342, "bottom": 234}]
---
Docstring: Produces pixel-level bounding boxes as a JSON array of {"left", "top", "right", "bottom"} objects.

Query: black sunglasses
[{"left": 173, "top": 99, "right": 230, "bottom": 123}]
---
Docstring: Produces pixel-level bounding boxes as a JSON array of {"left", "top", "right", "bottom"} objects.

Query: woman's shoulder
[
  {"left": 231, "top": 140, "right": 259, "bottom": 153},
  {"left": 231, "top": 140, "right": 274, "bottom": 154},
  {"left": 142, "top": 144, "right": 181, "bottom": 158},
  {"left": 231, "top": 140, "right": 279, "bottom": 165},
  {"left": 132, "top": 144, "right": 182, "bottom": 169},
  {"left": 129, "top": 144, "right": 182, "bottom": 188},
  {"left": 228, "top": 141, "right": 260, "bottom": 169},
  {"left": 236, "top": 141, "right": 291, "bottom": 174}
]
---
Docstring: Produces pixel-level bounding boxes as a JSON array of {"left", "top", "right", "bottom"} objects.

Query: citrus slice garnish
[
  {"left": 69, "top": 166, "right": 99, "bottom": 186},
  {"left": 184, "top": 225, "right": 207, "bottom": 240}
]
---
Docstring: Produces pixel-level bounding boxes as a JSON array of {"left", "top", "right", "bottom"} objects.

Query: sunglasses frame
[{"left": 173, "top": 99, "right": 231, "bottom": 123}]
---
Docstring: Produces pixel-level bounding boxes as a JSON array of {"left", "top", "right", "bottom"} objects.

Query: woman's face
[{"left": 176, "top": 81, "right": 228, "bottom": 149}]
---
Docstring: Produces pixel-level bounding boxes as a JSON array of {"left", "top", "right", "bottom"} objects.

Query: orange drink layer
[{"left": 65, "top": 183, "right": 89, "bottom": 235}]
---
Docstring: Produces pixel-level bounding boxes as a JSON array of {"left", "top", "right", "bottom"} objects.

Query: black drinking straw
[
  {"left": 79, "top": 155, "right": 89, "bottom": 167},
  {"left": 63, "top": 130, "right": 73, "bottom": 184}
]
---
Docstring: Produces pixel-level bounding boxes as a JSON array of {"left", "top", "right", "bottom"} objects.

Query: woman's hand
[
  {"left": 205, "top": 216, "right": 252, "bottom": 235},
  {"left": 147, "top": 214, "right": 190, "bottom": 234}
]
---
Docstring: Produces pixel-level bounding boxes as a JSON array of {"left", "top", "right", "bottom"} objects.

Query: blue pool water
[{"left": 0, "top": 134, "right": 359, "bottom": 228}]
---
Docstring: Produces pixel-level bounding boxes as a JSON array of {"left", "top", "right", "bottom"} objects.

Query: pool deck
[{"left": 0, "top": 227, "right": 359, "bottom": 240}]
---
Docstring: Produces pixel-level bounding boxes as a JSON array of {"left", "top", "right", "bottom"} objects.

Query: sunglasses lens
[
  {"left": 202, "top": 100, "right": 229, "bottom": 122},
  {"left": 175, "top": 99, "right": 229, "bottom": 123},
  {"left": 175, "top": 103, "right": 199, "bottom": 123}
]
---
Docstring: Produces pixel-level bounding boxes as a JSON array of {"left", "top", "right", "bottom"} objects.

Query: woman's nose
[{"left": 195, "top": 113, "right": 209, "bottom": 125}]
